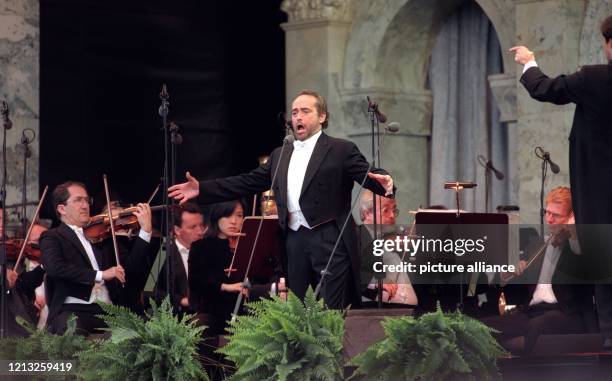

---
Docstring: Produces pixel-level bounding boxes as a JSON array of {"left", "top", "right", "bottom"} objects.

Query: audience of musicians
[{"left": 1, "top": 89, "right": 608, "bottom": 362}]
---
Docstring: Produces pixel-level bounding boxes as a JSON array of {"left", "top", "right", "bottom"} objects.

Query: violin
[
  {"left": 2, "top": 238, "right": 41, "bottom": 262},
  {"left": 83, "top": 204, "right": 166, "bottom": 243}
]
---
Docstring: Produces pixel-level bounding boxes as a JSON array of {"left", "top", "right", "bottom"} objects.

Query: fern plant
[
  {"left": 350, "top": 306, "right": 507, "bottom": 381},
  {"left": 0, "top": 315, "right": 90, "bottom": 380},
  {"left": 78, "top": 298, "right": 208, "bottom": 381},
  {"left": 219, "top": 287, "right": 345, "bottom": 381}
]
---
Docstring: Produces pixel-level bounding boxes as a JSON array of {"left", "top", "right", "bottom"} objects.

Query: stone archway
[{"left": 337, "top": 0, "right": 516, "bottom": 220}]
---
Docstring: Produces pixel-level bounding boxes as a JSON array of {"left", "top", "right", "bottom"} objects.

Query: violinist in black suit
[
  {"left": 169, "top": 90, "right": 395, "bottom": 309},
  {"left": 511, "top": 15, "right": 612, "bottom": 347},
  {"left": 482, "top": 187, "right": 594, "bottom": 354},
  {"left": 40, "top": 181, "right": 153, "bottom": 335}
]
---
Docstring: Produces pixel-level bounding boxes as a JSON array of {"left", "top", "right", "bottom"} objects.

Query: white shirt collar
[
  {"left": 175, "top": 239, "right": 189, "bottom": 256},
  {"left": 293, "top": 130, "right": 322, "bottom": 150},
  {"left": 66, "top": 223, "right": 84, "bottom": 234}
]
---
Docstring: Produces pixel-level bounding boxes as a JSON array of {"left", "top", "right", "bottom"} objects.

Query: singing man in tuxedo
[
  {"left": 511, "top": 14, "right": 612, "bottom": 348},
  {"left": 40, "top": 181, "right": 153, "bottom": 335},
  {"left": 169, "top": 89, "right": 395, "bottom": 309}
]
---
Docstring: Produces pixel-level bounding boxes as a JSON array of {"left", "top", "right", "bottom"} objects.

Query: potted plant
[
  {"left": 219, "top": 288, "right": 345, "bottom": 381},
  {"left": 349, "top": 307, "right": 506, "bottom": 380}
]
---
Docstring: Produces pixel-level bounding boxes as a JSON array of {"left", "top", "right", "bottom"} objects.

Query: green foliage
[
  {"left": 78, "top": 298, "right": 208, "bottom": 381},
  {"left": 0, "top": 315, "right": 90, "bottom": 380},
  {"left": 350, "top": 306, "right": 507, "bottom": 381},
  {"left": 219, "top": 287, "right": 345, "bottom": 381}
]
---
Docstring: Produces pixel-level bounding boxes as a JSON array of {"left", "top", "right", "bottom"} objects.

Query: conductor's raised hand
[
  {"left": 168, "top": 172, "right": 199, "bottom": 204},
  {"left": 368, "top": 173, "right": 394, "bottom": 196},
  {"left": 509, "top": 45, "right": 535, "bottom": 65}
]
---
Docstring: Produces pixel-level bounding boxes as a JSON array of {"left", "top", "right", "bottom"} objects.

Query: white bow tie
[{"left": 293, "top": 140, "right": 307, "bottom": 150}]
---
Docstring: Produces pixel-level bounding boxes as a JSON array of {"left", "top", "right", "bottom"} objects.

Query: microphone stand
[
  {"left": 158, "top": 85, "right": 176, "bottom": 309},
  {"left": 367, "top": 97, "right": 388, "bottom": 308},
  {"left": 535, "top": 148, "right": 549, "bottom": 237},
  {"left": 0, "top": 100, "right": 12, "bottom": 339},
  {"left": 477, "top": 155, "right": 492, "bottom": 213},
  {"left": 314, "top": 125, "right": 396, "bottom": 304},
  {"left": 230, "top": 129, "right": 294, "bottom": 322}
]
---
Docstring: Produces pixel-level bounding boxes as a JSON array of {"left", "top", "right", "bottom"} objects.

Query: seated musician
[
  {"left": 358, "top": 190, "right": 417, "bottom": 306},
  {"left": 188, "top": 200, "right": 251, "bottom": 335},
  {"left": 156, "top": 202, "right": 206, "bottom": 314},
  {"left": 3, "top": 210, "right": 47, "bottom": 336},
  {"left": 482, "top": 187, "right": 594, "bottom": 354},
  {"left": 40, "top": 181, "right": 154, "bottom": 335}
]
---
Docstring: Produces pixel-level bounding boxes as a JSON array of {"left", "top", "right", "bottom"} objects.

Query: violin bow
[
  {"left": 14, "top": 186, "right": 49, "bottom": 271},
  {"left": 103, "top": 174, "right": 123, "bottom": 285}
]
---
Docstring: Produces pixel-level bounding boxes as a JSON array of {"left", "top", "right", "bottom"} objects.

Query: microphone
[
  {"left": 277, "top": 111, "right": 295, "bottom": 144},
  {"left": 367, "top": 96, "right": 388, "bottom": 123},
  {"left": 386, "top": 121, "right": 400, "bottom": 133},
  {"left": 1, "top": 100, "right": 13, "bottom": 130},
  {"left": 158, "top": 84, "right": 169, "bottom": 118},
  {"left": 535, "top": 147, "right": 560, "bottom": 174},
  {"left": 477, "top": 155, "right": 504, "bottom": 180}
]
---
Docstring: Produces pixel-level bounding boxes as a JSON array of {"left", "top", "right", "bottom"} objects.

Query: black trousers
[
  {"left": 48, "top": 303, "right": 107, "bottom": 336},
  {"left": 481, "top": 303, "right": 585, "bottom": 354},
  {"left": 285, "top": 222, "right": 352, "bottom": 309}
]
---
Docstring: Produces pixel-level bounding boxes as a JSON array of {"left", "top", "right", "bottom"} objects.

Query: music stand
[
  {"left": 226, "top": 216, "right": 283, "bottom": 284},
  {"left": 444, "top": 182, "right": 477, "bottom": 217},
  {"left": 414, "top": 211, "right": 508, "bottom": 311}
]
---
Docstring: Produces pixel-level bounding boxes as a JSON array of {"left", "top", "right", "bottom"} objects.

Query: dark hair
[
  {"left": 296, "top": 89, "right": 329, "bottom": 129},
  {"left": 602, "top": 15, "right": 612, "bottom": 42},
  {"left": 51, "top": 181, "right": 87, "bottom": 218},
  {"left": 205, "top": 200, "right": 245, "bottom": 238},
  {"left": 172, "top": 202, "right": 202, "bottom": 228}
]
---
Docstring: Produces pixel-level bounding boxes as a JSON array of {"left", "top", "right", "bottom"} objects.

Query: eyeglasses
[
  {"left": 381, "top": 207, "right": 400, "bottom": 217},
  {"left": 544, "top": 209, "right": 568, "bottom": 220},
  {"left": 67, "top": 196, "right": 93, "bottom": 206}
]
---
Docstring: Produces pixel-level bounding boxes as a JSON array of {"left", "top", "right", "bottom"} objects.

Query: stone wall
[
  {"left": 281, "top": 0, "right": 611, "bottom": 224},
  {"left": 0, "top": 0, "right": 39, "bottom": 235}
]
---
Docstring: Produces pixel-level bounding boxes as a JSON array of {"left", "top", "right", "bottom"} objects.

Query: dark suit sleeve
[
  {"left": 120, "top": 235, "right": 153, "bottom": 291},
  {"left": 40, "top": 231, "right": 97, "bottom": 285},
  {"left": 343, "top": 141, "right": 395, "bottom": 197},
  {"left": 520, "top": 66, "right": 586, "bottom": 105},
  {"left": 15, "top": 265, "right": 45, "bottom": 297},
  {"left": 198, "top": 154, "right": 274, "bottom": 204},
  {"left": 188, "top": 240, "right": 222, "bottom": 294}
]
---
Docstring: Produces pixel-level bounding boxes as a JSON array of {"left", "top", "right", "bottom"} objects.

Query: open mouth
[{"left": 296, "top": 124, "right": 305, "bottom": 133}]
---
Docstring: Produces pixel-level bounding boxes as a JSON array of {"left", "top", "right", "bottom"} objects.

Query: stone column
[
  {"left": 281, "top": 0, "right": 353, "bottom": 136},
  {"left": 488, "top": 73, "right": 518, "bottom": 206},
  {"left": 0, "top": 0, "right": 39, "bottom": 235},
  {"left": 514, "top": 0, "right": 586, "bottom": 224}
]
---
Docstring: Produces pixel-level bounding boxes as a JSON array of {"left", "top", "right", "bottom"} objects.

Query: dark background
[{"left": 40, "top": 0, "right": 286, "bottom": 218}]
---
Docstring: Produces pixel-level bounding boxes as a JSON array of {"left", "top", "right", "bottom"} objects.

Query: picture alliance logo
[{"left": 372, "top": 235, "right": 488, "bottom": 257}]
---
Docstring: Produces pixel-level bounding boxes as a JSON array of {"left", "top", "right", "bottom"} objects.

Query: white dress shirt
[
  {"left": 523, "top": 60, "right": 538, "bottom": 73},
  {"left": 529, "top": 237, "right": 581, "bottom": 306},
  {"left": 287, "top": 130, "right": 322, "bottom": 231},
  {"left": 64, "top": 224, "right": 151, "bottom": 305},
  {"left": 175, "top": 239, "right": 190, "bottom": 277}
]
